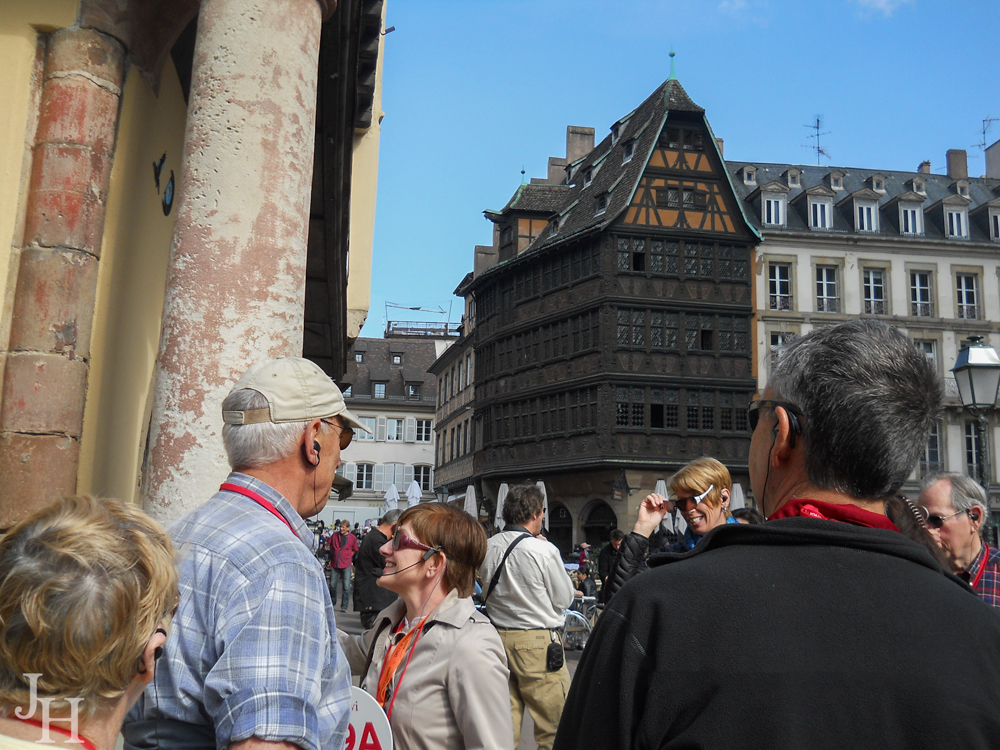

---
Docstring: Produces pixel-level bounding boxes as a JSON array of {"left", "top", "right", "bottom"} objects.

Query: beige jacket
[{"left": 337, "top": 589, "right": 514, "bottom": 750}]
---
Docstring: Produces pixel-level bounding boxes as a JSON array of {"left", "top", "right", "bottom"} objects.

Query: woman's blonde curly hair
[{"left": 0, "top": 496, "right": 177, "bottom": 718}]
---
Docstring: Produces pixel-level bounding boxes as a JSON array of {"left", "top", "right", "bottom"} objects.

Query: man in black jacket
[
  {"left": 554, "top": 320, "right": 1000, "bottom": 749},
  {"left": 352, "top": 509, "right": 400, "bottom": 628}
]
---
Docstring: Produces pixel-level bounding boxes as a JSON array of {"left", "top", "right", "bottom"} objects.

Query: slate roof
[
  {"left": 727, "top": 161, "right": 1000, "bottom": 244},
  {"left": 346, "top": 337, "right": 439, "bottom": 404},
  {"left": 501, "top": 182, "right": 572, "bottom": 213}
]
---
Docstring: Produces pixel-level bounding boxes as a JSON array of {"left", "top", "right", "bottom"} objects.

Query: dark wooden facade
[{"left": 467, "top": 80, "right": 759, "bottom": 541}]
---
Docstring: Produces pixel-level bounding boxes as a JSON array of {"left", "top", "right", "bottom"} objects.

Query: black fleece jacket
[{"left": 554, "top": 518, "right": 1000, "bottom": 750}]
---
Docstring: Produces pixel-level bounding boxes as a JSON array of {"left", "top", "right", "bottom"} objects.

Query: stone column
[
  {"left": 0, "top": 29, "right": 125, "bottom": 528},
  {"left": 142, "top": 0, "right": 326, "bottom": 523}
]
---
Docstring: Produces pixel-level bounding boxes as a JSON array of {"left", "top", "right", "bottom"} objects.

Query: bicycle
[{"left": 562, "top": 595, "right": 597, "bottom": 651}]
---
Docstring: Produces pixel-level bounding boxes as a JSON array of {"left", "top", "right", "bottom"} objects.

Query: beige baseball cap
[{"left": 222, "top": 357, "right": 369, "bottom": 431}]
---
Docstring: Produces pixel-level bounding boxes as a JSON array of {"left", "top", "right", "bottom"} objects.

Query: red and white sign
[{"left": 344, "top": 686, "right": 393, "bottom": 750}]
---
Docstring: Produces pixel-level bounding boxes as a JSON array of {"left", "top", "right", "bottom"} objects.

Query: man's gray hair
[
  {"left": 221, "top": 389, "right": 331, "bottom": 470},
  {"left": 919, "top": 472, "right": 990, "bottom": 533},
  {"left": 768, "top": 320, "right": 942, "bottom": 500},
  {"left": 380, "top": 509, "right": 402, "bottom": 527}
]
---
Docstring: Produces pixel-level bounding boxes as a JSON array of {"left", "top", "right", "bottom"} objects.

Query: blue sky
[{"left": 360, "top": 0, "right": 998, "bottom": 338}]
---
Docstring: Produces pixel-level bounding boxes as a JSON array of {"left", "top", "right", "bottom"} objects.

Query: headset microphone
[{"left": 373, "top": 549, "right": 441, "bottom": 578}]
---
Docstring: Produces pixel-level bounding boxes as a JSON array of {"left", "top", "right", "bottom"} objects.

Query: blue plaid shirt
[
  {"left": 125, "top": 473, "right": 351, "bottom": 750},
  {"left": 965, "top": 542, "right": 1000, "bottom": 610}
]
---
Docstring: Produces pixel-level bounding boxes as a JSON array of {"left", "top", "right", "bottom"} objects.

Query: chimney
[
  {"left": 946, "top": 149, "right": 968, "bottom": 180},
  {"left": 918, "top": 160, "right": 931, "bottom": 174},
  {"left": 547, "top": 156, "right": 568, "bottom": 184},
  {"left": 715, "top": 138, "right": 724, "bottom": 156},
  {"left": 566, "top": 126, "right": 595, "bottom": 164},
  {"left": 986, "top": 139, "right": 1000, "bottom": 180}
]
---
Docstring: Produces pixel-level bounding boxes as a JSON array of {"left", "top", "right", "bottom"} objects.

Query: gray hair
[
  {"left": 767, "top": 320, "right": 942, "bottom": 500},
  {"left": 221, "top": 389, "right": 331, "bottom": 470},
  {"left": 380, "top": 509, "right": 402, "bottom": 527},
  {"left": 919, "top": 472, "right": 989, "bottom": 533}
]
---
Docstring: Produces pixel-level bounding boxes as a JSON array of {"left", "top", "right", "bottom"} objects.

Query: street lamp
[{"left": 951, "top": 335, "right": 1000, "bottom": 487}]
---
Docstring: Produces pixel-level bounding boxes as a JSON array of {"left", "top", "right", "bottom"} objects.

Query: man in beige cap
[{"left": 125, "top": 358, "right": 367, "bottom": 750}]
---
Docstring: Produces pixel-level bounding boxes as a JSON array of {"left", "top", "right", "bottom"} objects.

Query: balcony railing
[
  {"left": 864, "top": 299, "right": 886, "bottom": 315},
  {"left": 911, "top": 301, "right": 933, "bottom": 317},
  {"left": 957, "top": 304, "right": 979, "bottom": 320},
  {"left": 770, "top": 295, "right": 792, "bottom": 311},
  {"left": 816, "top": 297, "right": 840, "bottom": 313}
]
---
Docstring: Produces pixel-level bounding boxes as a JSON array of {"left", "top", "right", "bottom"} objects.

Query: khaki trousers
[{"left": 498, "top": 628, "right": 570, "bottom": 750}]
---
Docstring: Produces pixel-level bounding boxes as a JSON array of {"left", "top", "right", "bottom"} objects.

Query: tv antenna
[
  {"left": 975, "top": 115, "right": 999, "bottom": 151},
  {"left": 802, "top": 116, "right": 831, "bottom": 165}
]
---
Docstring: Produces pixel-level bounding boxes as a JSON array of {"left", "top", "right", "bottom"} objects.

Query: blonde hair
[
  {"left": 0, "top": 496, "right": 178, "bottom": 718},
  {"left": 669, "top": 457, "right": 732, "bottom": 511}
]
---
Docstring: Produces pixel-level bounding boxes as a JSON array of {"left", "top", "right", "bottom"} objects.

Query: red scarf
[{"left": 769, "top": 498, "right": 898, "bottom": 531}]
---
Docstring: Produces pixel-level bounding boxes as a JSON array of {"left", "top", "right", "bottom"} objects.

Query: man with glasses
[
  {"left": 918, "top": 472, "right": 1000, "bottom": 608},
  {"left": 555, "top": 321, "right": 1000, "bottom": 750},
  {"left": 125, "top": 358, "right": 368, "bottom": 750}
]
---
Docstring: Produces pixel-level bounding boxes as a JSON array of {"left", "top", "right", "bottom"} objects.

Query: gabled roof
[
  {"left": 501, "top": 79, "right": 756, "bottom": 259},
  {"left": 498, "top": 182, "right": 572, "bottom": 214}
]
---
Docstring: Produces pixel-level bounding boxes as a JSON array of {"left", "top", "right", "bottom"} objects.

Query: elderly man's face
[{"left": 919, "top": 479, "right": 981, "bottom": 570}]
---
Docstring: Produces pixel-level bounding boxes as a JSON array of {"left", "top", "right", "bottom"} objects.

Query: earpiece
[
  {"left": 773, "top": 409, "right": 801, "bottom": 448},
  {"left": 310, "top": 440, "right": 321, "bottom": 466},
  {"left": 421, "top": 547, "right": 441, "bottom": 561}
]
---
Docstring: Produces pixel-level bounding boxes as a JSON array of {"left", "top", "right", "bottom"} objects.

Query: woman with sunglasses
[
  {"left": 604, "top": 457, "right": 739, "bottom": 600},
  {"left": 337, "top": 503, "right": 514, "bottom": 750}
]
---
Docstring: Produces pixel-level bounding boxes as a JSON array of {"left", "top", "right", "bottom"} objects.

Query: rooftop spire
[{"left": 668, "top": 49, "right": 676, "bottom": 80}]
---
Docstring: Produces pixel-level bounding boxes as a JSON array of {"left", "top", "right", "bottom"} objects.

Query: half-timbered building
[{"left": 463, "top": 77, "right": 760, "bottom": 553}]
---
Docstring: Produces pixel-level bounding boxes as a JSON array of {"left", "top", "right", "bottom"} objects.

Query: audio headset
[{"left": 373, "top": 546, "right": 442, "bottom": 577}]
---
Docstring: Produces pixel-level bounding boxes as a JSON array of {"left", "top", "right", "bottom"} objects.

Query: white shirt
[{"left": 479, "top": 529, "right": 575, "bottom": 630}]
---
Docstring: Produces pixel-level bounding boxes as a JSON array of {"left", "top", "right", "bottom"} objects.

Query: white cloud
[{"left": 850, "top": 0, "right": 914, "bottom": 17}]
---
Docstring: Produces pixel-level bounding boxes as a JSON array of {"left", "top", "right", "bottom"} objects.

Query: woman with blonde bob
[
  {"left": 0, "top": 496, "right": 177, "bottom": 750},
  {"left": 604, "top": 457, "right": 740, "bottom": 599},
  {"left": 338, "top": 502, "right": 513, "bottom": 750}
]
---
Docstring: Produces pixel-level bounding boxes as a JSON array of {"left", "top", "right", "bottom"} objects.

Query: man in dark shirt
[
  {"left": 352, "top": 509, "right": 400, "bottom": 629},
  {"left": 596, "top": 529, "right": 624, "bottom": 601},
  {"left": 555, "top": 320, "right": 1000, "bottom": 749}
]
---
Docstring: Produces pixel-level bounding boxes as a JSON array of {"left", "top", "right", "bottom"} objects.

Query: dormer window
[
  {"left": 622, "top": 140, "right": 635, "bottom": 164},
  {"left": 611, "top": 123, "right": 621, "bottom": 145},
  {"left": 912, "top": 177, "right": 926, "bottom": 195},
  {"left": 786, "top": 169, "right": 801, "bottom": 188},
  {"left": 900, "top": 203, "right": 923, "bottom": 236},
  {"left": 595, "top": 194, "right": 608, "bottom": 215},
  {"left": 763, "top": 195, "right": 785, "bottom": 227},
  {"left": 870, "top": 175, "right": 886, "bottom": 192},
  {"left": 955, "top": 180, "right": 969, "bottom": 198},
  {"left": 583, "top": 168, "right": 593, "bottom": 188},
  {"left": 945, "top": 207, "right": 969, "bottom": 239},
  {"left": 990, "top": 209, "right": 1000, "bottom": 243},
  {"left": 809, "top": 197, "right": 833, "bottom": 229},
  {"left": 829, "top": 173, "right": 844, "bottom": 190},
  {"left": 856, "top": 200, "right": 878, "bottom": 233},
  {"left": 743, "top": 166, "right": 757, "bottom": 186},
  {"left": 391, "top": 353, "right": 403, "bottom": 365}
]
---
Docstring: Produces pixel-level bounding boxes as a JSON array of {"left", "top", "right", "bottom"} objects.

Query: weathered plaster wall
[{"left": 77, "top": 59, "right": 187, "bottom": 502}]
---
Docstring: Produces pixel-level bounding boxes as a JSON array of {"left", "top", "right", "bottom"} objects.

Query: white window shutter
[
  {"left": 403, "top": 464, "right": 414, "bottom": 488},
  {"left": 344, "top": 462, "right": 356, "bottom": 485},
  {"left": 376, "top": 416, "right": 387, "bottom": 442},
  {"left": 429, "top": 466, "right": 434, "bottom": 491},
  {"left": 373, "top": 464, "right": 384, "bottom": 492},
  {"left": 404, "top": 417, "right": 416, "bottom": 443},
  {"left": 388, "top": 464, "right": 400, "bottom": 488}
]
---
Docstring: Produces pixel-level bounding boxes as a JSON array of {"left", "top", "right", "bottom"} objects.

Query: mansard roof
[{"left": 729, "top": 161, "right": 1000, "bottom": 243}]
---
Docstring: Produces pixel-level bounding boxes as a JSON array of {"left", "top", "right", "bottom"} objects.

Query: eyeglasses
[
  {"left": 747, "top": 399, "right": 803, "bottom": 433},
  {"left": 391, "top": 526, "right": 436, "bottom": 554},
  {"left": 322, "top": 419, "right": 354, "bottom": 449},
  {"left": 924, "top": 509, "right": 968, "bottom": 529},
  {"left": 673, "top": 484, "right": 714, "bottom": 509}
]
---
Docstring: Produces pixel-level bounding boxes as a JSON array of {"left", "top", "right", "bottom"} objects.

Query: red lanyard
[
  {"left": 969, "top": 547, "right": 987, "bottom": 590},
  {"left": 12, "top": 717, "right": 98, "bottom": 750},
  {"left": 220, "top": 483, "right": 294, "bottom": 534}
]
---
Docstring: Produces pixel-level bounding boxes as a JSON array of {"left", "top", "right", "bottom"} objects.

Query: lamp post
[{"left": 951, "top": 335, "right": 1000, "bottom": 488}]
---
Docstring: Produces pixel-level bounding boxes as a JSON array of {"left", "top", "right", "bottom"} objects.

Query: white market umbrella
[
  {"left": 537, "top": 481, "right": 549, "bottom": 529},
  {"left": 464, "top": 485, "right": 478, "bottom": 518},
  {"left": 495, "top": 483, "right": 509, "bottom": 529},
  {"left": 405, "top": 480, "right": 422, "bottom": 507},
  {"left": 383, "top": 484, "right": 399, "bottom": 512},
  {"left": 731, "top": 483, "right": 746, "bottom": 511},
  {"left": 675, "top": 512, "right": 688, "bottom": 537}
]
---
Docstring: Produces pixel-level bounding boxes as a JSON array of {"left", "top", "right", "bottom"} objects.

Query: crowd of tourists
[{"left": 3, "top": 320, "right": 1000, "bottom": 750}]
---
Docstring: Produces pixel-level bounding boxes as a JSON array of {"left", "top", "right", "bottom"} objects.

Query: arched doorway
[
  {"left": 583, "top": 501, "right": 618, "bottom": 547},
  {"left": 548, "top": 502, "right": 573, "bottom": 557}
]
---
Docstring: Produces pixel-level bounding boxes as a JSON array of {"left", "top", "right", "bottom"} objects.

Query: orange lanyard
[{"left": 375, "top": 617, "right": 429, "bottom": 714}]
